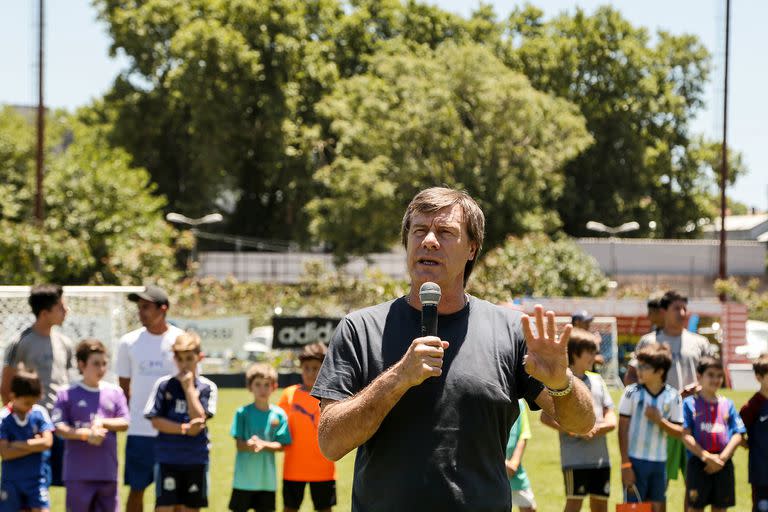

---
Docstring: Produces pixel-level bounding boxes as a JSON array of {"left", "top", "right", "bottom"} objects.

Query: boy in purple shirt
[
  {"left": 52, "top": 339, "right": 129, "bottom": 512},
  {"left": 681, "top": 357, "right": 746, "bottom": 511}
]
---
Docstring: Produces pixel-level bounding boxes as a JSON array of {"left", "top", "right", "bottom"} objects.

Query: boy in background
[
  {"left": 229, "top": 363, "right": 291, "bottom": 512},
  {"left": 145, "top": 332, "right": 218, "bottom": 511},
  {"left": 542, "top": 328, "right": 616, "bottom": 512},
  {"left": 738, "top": 353, "right": 768, "bottom": 512},
  {"left": 0, "top": 372, "right": 55, "bottom": 512},
  {"left": 53, "top": 339, "right": 130, "bottom": 512},
  {"left": 507, "top": 398, "right": 537, "bottom": 512},
  {"left": 681, "top": 357, "right": 745, "bottom": 511},
  {"left": 618, "top": 343, "right": 683, "bottom": 512},
  {"left": 278, "top": 343, "right": 336, "bottom": 512}
]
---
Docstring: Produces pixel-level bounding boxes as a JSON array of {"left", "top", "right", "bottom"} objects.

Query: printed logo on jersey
[
  {"left": 139, "top": 359, "right": 168, "bottom": 376},
  {"left": 174, "top": 400, "right": 188, "bottom": 414},
  {"left": 189, "top": 484, "right": 199, "bottom": 493},
  {"left": 0, "top": 490, "right": 7, "bottom": 501},
  {"left": 77, "top": 400, "right": 88, "bottom": 408},
  {"left": 164, "top": 477, "right": 176, "bottom": 491},
  {"left": 760, "top": 415, "right": 768, "bottom": 423}
]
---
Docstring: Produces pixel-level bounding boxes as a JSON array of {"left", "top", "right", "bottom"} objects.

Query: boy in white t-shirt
[{"left": 116, "top": 285, "right": 184, "bottom": 512}]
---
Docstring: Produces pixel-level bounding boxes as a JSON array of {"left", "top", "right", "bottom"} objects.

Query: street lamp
[
  {"left": 166, "top": 212, "right": 224, "bottom": 264},
  {"left": 585, "top": 221, "right": 640, "bottom": 280}
]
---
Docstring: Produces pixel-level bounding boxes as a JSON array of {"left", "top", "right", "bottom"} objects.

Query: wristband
[
  {"left": 546, "top": 371, "right": 574, "bottom": 397},
  {"left": 621, "top": 462, "right": 632, "bottom": 469}
]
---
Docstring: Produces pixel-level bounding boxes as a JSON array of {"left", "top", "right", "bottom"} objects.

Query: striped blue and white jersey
[{"left": 618, "top": 383, "right": 683, "bottom": 462}]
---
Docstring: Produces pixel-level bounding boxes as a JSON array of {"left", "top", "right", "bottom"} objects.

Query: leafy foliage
[
  {"left": 715, "top": 278, "right": 768, "bottom": 322},
  {"left": 0, "top": 107, "right": 180, "bottom": 284},
  {"left": 469, "top": 234, "right": 609, "bottom": 301}
]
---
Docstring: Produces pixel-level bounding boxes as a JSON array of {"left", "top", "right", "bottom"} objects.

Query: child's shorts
[
  {"left": 155, "top": 463, "right": 208, "bottom": 508},
  {"left": 629, "top": 457, "right": 667, "bottom": 503},
  {"left": 0, "top": 477, "right": 49, "bottom": 511},
  {"left": 283, "top": 480, "right": 337, "bottom": 510},
  {"left": 66, "top": 480, "right": 119, "bottom": 512},
  {"left": 563, "top": 467, "right": 611, "bottom": 499},
  {"left": 229, "top": 489, "right": 275, "bottom": 512},
  {"left": 511, "top": 488, "right": 537, "bottom": 509},
  {"left": 686, "top": 457, "right": 735, "bottom": 508}
]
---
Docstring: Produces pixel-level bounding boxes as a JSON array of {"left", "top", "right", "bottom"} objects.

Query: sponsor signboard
[{"left": 272, "top": 317, "right": 341, "bottom": 348}]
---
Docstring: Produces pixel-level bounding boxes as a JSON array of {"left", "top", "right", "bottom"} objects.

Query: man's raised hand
[{"left": 521, "top": 305, "right": 571, "bottom": 390}]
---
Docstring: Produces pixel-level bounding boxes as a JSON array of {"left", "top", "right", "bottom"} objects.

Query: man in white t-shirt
[{"left": 116, "top": 285, "right": 184, "bottom": 512}]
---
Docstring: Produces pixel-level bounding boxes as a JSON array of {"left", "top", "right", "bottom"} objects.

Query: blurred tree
[
  {"left": 504, "top": 5, "right": 746, "bottom": 238},
  {"left": 308, "top": 41, "right": 592, "bottom": 257},
  {"left": 0, "top": 107, "right": 179, "bottom": 284},
  {"left": 468, "top": 234, "right": 609, "bottom": 301}
]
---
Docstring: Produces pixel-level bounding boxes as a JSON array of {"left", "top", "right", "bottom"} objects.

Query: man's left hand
[{"left": 522, "top": 305, "right": 571, "bottom": 390}]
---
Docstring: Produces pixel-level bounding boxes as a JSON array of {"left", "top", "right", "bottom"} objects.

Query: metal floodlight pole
[
  {"left": 586, "top": 221, "right": 640, "bottom": 279},
  {"left": 718, "top": 0, "right": 731, "bottom": 296},
  {"left": 34, "top": 0, "right": 45, "bottom": 223}
]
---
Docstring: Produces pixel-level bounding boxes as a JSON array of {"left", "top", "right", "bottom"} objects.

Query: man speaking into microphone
[{"left": 312, "top": 187, "right": 595, "bottom": 511}]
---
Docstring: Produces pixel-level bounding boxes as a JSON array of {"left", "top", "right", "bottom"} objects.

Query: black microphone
[{"left": 419, "top": 282, "right": 441, "bottom": 337}]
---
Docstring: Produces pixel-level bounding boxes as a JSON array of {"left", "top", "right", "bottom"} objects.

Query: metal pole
[
  {"left": 34, "top": 0, "right": 45, "bottom": 223},
  {"left": 718, "top": 0, "right": 730, "bottom": 293}
]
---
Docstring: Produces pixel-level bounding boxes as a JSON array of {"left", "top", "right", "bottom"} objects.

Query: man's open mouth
[{"left": 418, "top": 258, "right": 440, "bottom": 266}]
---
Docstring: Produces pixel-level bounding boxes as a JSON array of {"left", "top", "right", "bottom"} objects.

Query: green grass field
[{"left": 46, "top": 388, "right": 754, "bottom": 511}]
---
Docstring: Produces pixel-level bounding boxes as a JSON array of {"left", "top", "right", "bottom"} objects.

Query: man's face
[
  {"left": 663, "top": 300, "right": 688, "bottom": 330},
  {"left": 42, "top": 298, "right": 67, "bottom": 326},
  {"left": 648, "top": 307, "right": 665, "bottom": 327},
  {"left": 79, "top": 353, "right": 108, "bottom": 382},
  {"left": 406, "top": 204, "right": 477, "bottom": 293},
  {"left": 137, "top": 299, "right": 166, "bottom": 328}
]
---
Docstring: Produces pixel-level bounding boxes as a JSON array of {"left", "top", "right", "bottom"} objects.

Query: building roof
[{"left": 702, "top": 214, "right": 768, "bottom": 233}]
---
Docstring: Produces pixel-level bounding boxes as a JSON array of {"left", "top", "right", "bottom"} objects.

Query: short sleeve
[
  {"left": 35, "top": 407, "right": 55, "bottom": 432},
  {"left": 230, "top": 407, "right": 245, "bottom": 439},
  {"left": 199, "top": 383, "right": 217, "bottom": 418},
  {"left": 517, "top": 401, "right": 532, "bottom": 441},
  {"left": 114, "top": 389, "right": 130, "bottom": 420},
  {"left": 682, "top": 398, "right": 695, "bottom": 431},
  {"left": 669, "top": 393, "right": 684, "bottom": 424},
  {"left": 512, "top": 321, "right": 544, "bottom": 411},
  {"left": 727, "top": 400, "right": 747, "bottom": 436},
  {"left": 273, "top": 410, "right": 291, "bottom": 446},
  {"left": 740, "top": 396, "right": 760, "bottom": 428},
  {"left": 115, "top": 337, "right": 131, "bottom": 379},
  {"left": 51, "top": 390, "right": 70, "bottom": 425},
  {"left": 311, "top": 317, "right": 364, "bottom": 402},
  {"left": 597, "top": 375, "right": 614, "bottom": 409},
  {"left": 618, "top": 386, "right": 634, "bottom": 417},
  {"left": 0, "top": 418, "right": 9, "bottom": 440},
  {"left": 143, "top": 378, "right": 165, "bottom": 419},
  {"left": 3, "top": 338, "right": 20, "bottom": 368}
]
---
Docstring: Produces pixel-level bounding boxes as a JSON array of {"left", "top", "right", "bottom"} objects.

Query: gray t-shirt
[
  {"left": 633, "top": 329, "right": 713, "bottom": 391},
  {"left": 3, "top": 327, "right": 74, "bottom": 412},
  {"left": 559, "top": 371, "right": 613, "bottom": 469},
  {"left": 312, "top": 295, "right": 544, "bottom": 512}
]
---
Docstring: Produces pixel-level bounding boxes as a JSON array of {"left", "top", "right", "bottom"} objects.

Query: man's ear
[{"left": 468, "top": 242, "right": 478, "bottom": 261}]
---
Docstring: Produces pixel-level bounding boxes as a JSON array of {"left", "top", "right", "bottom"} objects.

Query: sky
[{"left": 1, "top": 0, "right": 765, "bottom": 211}]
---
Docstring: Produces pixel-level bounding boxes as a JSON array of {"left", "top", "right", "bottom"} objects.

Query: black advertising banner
[{"left": 272, "top": 316, "right": 341, "bottom": 348}]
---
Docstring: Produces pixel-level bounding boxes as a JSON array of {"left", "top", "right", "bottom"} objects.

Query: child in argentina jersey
[{"left": 618, "top": 383, "right": 683, "bottom": 462}]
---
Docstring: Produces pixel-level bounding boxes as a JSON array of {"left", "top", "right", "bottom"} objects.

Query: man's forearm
[
  {"left": 544, "top": 378, "right": 595, "bottom": 435},
  {"left": 318, "top": 364, "right": 411, "bottom": 461}
]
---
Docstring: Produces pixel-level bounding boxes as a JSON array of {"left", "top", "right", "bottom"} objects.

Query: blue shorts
[
  {"left": 629, "top": 457, "right": 667, "bottom": 503},
  {"left": 124, "top": 435, "right": 157, "bottom": 491},
  {"left": 0, "top": 478, "right": 50, "bottom": 511}
]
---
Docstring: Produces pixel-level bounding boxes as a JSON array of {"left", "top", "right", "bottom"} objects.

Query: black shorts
[
  {"left": 753, "top": 485, "right": 768, "bottom": 512},
  {"left": 229, "top": 489, "right": 276, "bottom": 512},
  {"left": 686, "top": 457, "right": 735, "bottom": 508},
  {"left": 283, "top": 480, "right": 337, "bottom": 510},
  {"left": 563, "top": 467, "right": 611, "bottom": 499},
  {"left": 155, "top": 463, "right": 208, "bottom": 508}
]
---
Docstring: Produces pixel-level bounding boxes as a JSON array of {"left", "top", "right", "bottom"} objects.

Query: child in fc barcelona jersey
[{"left": 278, "top": 343, "right": 336, "bottom": 512}]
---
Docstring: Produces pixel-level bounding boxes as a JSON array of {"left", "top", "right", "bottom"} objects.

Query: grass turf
[{"left": 45, "top": 388, "right": 754, "bottom": 511}]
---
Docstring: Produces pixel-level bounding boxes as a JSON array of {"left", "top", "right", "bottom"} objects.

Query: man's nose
[{"left": 421, "top": 230, "right": 439, "bottom": 249}]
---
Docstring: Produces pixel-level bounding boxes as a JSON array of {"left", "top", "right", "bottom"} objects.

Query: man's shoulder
[
  {"left": 469, "top": 297, "right": 524, "bottom": 321},
  {"left": 118, "top": 327, "right": 147, "bottom": 346},
  {"left": 345, "top": 298, "right": 401, "bottom": 322},
  {"left": 5, "top": 327, "right": 36, "bottom": 350},
  {"left": 638, "top": 332, "right": 656, "bottom": 345}
]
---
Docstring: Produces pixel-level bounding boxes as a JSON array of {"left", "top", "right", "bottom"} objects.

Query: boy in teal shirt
[
  {"left": 229, "top": 364, "right": 291, "bottom": 512},
  {"left": 506, "top": 399, "right": 537, "bottom": 511}
]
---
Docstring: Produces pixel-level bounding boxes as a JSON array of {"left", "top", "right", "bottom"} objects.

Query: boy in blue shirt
[
  {"left": 0, "top": 372, "right": 55, "bottom": 512},
  {"left": 507, "top": 399, "right": 536, "bottom": 512},
  {"left": 144, "top": 332, "right": 218, "bottom": 511},
  {"left": 229, "top": 363, "right": 291, "bottom": 512},
  {"left": 739, "top": 353, "right": 768, "bottom": 512}
]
